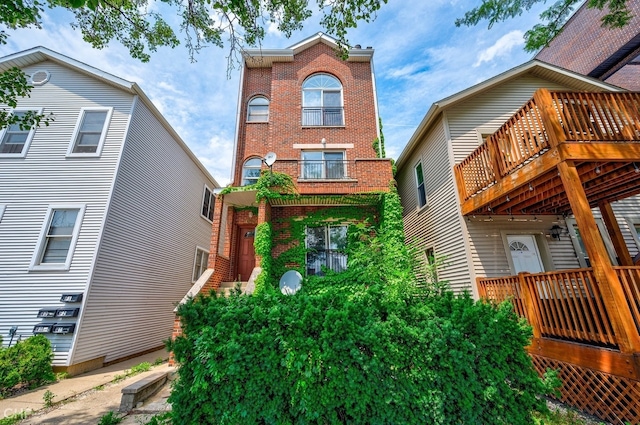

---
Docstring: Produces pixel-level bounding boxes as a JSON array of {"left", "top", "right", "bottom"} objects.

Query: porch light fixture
[
  {"left": 506, "top": 195, "right": 510, "bottom": 202},
  {"left": 529, "top": 183, "right": 534, "bottom": 191},
  {"left": 595, "top": 166, "right": 601, "bottom": 174},
  {"left": 634, "top": 162, "right": 640, "bottom": 173},
  {"left": 549, "top": 224, "right": 563, "bottom": 240},
  {"left": 321, "top": 138, "right": 326, "bottom": 145}
]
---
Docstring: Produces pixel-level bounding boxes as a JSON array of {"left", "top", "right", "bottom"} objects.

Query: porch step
[{"left": 217, "top": 281, "right": 248, "bottom": 297}]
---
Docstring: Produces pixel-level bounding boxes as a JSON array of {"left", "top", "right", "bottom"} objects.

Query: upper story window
[
  {"left": 202, "top": 185, "right": 215, "bottom": 222},
  {"left": 302, "top": 74, "right": 343, "bottom": 126},
  {"left": 30, "top": 205, "right": 85, "bottom": 271},
  {"left": 415, "top": 162, "right": 427, "bottom": 208},
  {"left": 242, "top": 157, "right": 262, "bottom": 186},
  {"left": 0, "top": 108, "right": 43, "bottom": 158},
  {"left": 301, "top": 151, "right": 346, "bottom": 179},
  {"left": 247, "top": 96, "right": 269, "bottom": 122},
  {"left": 67, "top": 107, "right": 113, "bottom": 156}
]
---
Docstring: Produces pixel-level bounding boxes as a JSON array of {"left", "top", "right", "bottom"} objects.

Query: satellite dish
[
  {"left": 263, "top": 152, "right": 277, "bottom": 167},
  {"left": 279, "top": 270, "right": 302, "bottom": 295}
]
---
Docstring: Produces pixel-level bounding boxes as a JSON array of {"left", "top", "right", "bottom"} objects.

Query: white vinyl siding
[
  {"left": 67, "top": 107, "right": 113, "bottom": 157},
  {"left": 0, "top": 108, "right": 43, "bottom": 157},
  {"left": 70, "top": 100, "right": 215, "bottom": 365},
  {"left": 0, "top": 60, "right": 132, "bottom": 364},
  {"left": 30, "top": 205, "right": 86, "bottom": 271}
]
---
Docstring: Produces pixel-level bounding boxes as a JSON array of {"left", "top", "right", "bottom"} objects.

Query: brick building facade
[
  {"left": 205, "top": 33, "right": 393, "bottom": 292},
  {"left": 535, "top": 0, "right": 640, "bottom": 90}
]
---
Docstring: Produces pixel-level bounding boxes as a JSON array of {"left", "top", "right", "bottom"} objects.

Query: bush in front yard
[
  {"left": 169, "top": 284, "right": 556, "bottom": 424},
  {"left": 0, "top": 335, "right": 55, "bottom": 397}
]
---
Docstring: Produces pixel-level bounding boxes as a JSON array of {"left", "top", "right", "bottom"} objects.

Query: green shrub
[
  {"left": 97, "top": 411, "right": 123, "bottom": 425},
  {"left": 0, "top": 335, "right": 54, "bottom": 397},
  {"left": 169, "top": 283, "right": 556, "bottom": 424}
]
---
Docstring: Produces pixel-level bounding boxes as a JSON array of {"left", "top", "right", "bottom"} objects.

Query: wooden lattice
[{"left": 530, "top": 354, "right": 640, "bottom": 424}]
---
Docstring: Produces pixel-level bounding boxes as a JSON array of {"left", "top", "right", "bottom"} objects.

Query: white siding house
[
  {"left": 396, "top": 60, "right": 640, "bottom": 295},
  {"left": 0, "top": 47, "right": 218, "bottom": 373}
]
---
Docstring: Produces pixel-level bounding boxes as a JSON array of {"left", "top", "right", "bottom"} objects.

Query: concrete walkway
[{"left": 0, "top": 349, "right": 172, "bottom": 424}]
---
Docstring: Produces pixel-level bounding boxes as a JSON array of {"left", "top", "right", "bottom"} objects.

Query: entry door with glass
[{"left": 507, "top": 235, "right": 544, "bottom": 274}]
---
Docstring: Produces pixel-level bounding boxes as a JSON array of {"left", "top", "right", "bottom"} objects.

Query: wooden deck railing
[
  {"left": 455, "top": 91, "right": 640, "bottom": 202},
  {"left": 477, "top": 267, "right": 640, "bottom": 348}
]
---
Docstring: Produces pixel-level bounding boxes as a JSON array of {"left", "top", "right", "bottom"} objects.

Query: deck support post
[
  {"left": 557, "top": 160, "right": 640, "bottom": 353},
  {"left": 599, "top": 201, "right": 633, "bottom": 266},
  {"left": 518, "top": 272, "right": 542, "bottom": 339}
]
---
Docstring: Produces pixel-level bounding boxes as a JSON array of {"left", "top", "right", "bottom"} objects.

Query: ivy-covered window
[{"left": 306, "top": 225, "right": 347, "bottom": 275}]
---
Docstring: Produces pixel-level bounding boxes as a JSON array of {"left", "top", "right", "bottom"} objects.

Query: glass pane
[
  {"left": 324, "top": 152, "right": 343, "bottom": 161},
  {"left": 41, "top": 237, "right": 71, "bottom": 263},
  {"left": 323, "top": 91, "right": 341, "bottom": 107},
  {"left": 49, "top": 209, "right": 78, "bottom": 236},
  {"left": 302, "top": 151, "right": 322, "bottom": 161},
  {"left": 249, "top": 97, "right": 269, "bottom": 106},
  {"left": 245, "top": 158, "right": 262, "bottom": 167},
  {"left": 415, "top": 163, "right": 424, "bottom": 185},
  {"left": 329, "top": 226, "right": 347, "bottom": 250},
  {"left": 303, "top": 90, "right": 322, "bottom": 107},
  {"left": 306, "top": 227, "right": 326, "bottom": 250},
  {"left": 4, "top": 133, "right": 28, "bottom": 145},
  {"left": 243, "top": 168, "right": 261, "bottom": 178},
  {"left": 80, "top": 111, "right": 108, "bottom": 132},
  {"left": 76, "top": 133, "right": 101, "bottom": 147}
]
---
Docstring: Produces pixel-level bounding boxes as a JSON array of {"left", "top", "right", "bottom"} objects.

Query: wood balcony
[{"left": 454, "top": 90, "right": 640, "bottom": 217}]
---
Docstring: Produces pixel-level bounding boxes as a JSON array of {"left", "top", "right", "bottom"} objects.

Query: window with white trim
[
  {"left": 0, "top": 205, "right": 5, "bottom": 222},
  {"left": 0, "top": 108, "right": 43, "bottom": 157},
  {"left": 193, "top": 247, "right": 209, "bottom": 282},
  {"left": 247, "top": 96, "right": 269, "bottom": 122},
  {"left": 302, "top": 74, "right": 343, "bottom": 126},
  {"left": 67, "top": 108, "right": 112, "bottom": 156},
  {"left": 415, "top": 162, "right": 427, "bottom": 208},
  {"left": 31, "top": 206, "right": 85, "bottom": 271},
  {"left": 306, "top": 225, "right": 348, "bottom": 275},
  {"left": 201, "top": 185, "right": 215, "bottom": 221},
  {"left": 242, "top": 158, "right": 262, "bottom": 186},
  {"left": 301, "top": 151, "right": 345, "bottom": 179}
]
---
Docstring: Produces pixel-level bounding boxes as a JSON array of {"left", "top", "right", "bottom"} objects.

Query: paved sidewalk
[{"left": 0, "top": 349, "right": 170, "bottom": 421}]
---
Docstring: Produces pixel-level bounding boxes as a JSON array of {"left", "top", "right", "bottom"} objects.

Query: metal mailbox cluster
[{"left": 33, "top": 293, "right": 82, "bottom": 335}]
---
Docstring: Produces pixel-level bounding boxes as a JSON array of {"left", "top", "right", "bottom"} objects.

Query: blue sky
[{"left": 1, "top": 0, "right": 552, "bottom": 185}]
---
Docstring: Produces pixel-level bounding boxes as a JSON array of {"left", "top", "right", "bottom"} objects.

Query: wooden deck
[{"left": 454, "top": 90, "right": 640, "bottom": 216}]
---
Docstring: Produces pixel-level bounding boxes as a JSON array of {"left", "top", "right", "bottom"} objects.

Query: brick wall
[{"left": 535, "top": 0, "right": 640, "bottom": 88}]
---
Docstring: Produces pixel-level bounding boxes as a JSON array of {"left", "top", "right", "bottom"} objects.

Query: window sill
[
  {"left": 30, "top": 264, "right": 71, "bottom": 272},
  {"left": 301, "top": 125, "right": 345, "bottom": 129},
  {"left": 298, "top": 178, "right": 357, "bottom": 183},
  {"left": 66, "top": 153, "right": 102, "bottom": 158},
  {"left": 201, "top": 214, "right": 214, "bottom": 224},
  {"left": 417, "top": 204, "right": 429, "bottom": 214}
]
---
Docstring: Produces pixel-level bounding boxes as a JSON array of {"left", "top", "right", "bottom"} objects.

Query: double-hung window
[
  {"left": 302, "top": 74, "right": 343, "bottom": 126},
  {"left": 0, "top": 108, "right": 42, "bottom": 157},
  {"left": 242, "top": 158, "right": 262, "bottom": 186},
  {"left": 31, "top": 205, "right": 85, "bottom": 271},
  {"left": 67, "top": 107, "right": 112, "bottom": 156},
  {"left": 306, "top": 225, "right": 348, "bottom": 275},
  {"left": 415, "top": 162, "right": 427, "bottom": 208},
  {"left": 202, "top": 185, "right": 215, "bottom": 221},
  {"left": 301, "top": 151, "right": 345, "bottom": 179},
  {"left": 247, "top": 96, "right": 269, "bottom": 122},
  {"left": 192, "top": 247, "right": 209, "bottom": 282}
]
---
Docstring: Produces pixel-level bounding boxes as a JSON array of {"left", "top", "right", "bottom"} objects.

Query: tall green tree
[{"left": 456, "top": 0, "right": 634, "bottom": 52}]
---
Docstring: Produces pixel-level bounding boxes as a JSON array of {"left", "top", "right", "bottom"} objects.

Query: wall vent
[{"left": 29, "top": 70, "right": 50, "bottom": 86}]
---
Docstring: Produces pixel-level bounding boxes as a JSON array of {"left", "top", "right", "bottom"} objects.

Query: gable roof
[
  {"left": 0, "top": 46, "right": 218, "bottom": 187},
  {"left": 243, "top": 32, "right": 373, "bottom": 68},
  {"left": 395, "top": 59, "right": 625, "bottom": 169}
]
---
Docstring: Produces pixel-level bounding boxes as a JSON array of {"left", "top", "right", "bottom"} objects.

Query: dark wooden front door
[{"left": 237, "top": 227, "right": 255, "bottom": 281}]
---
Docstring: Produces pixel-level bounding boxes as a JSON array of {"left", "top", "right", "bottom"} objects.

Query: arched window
[
  {"left": 242, "top": 158, "right": 262, "bottom": 186},
  {"left": 247, "top": 96, "right": 269, "bottom": 122},
  {"left": 302, "top": 74, "right": 343, "bottom": 126}
]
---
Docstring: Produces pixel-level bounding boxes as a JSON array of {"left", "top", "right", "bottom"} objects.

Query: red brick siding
[{"left": 535, "top": 1, "right": 640, "bottom": 87}]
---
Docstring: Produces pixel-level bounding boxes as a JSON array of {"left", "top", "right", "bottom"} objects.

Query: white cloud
[{"left": 473, "top": 30, "right": 525, "bottom": 67}]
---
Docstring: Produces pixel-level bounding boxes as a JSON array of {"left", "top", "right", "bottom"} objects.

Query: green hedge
[
  {"left": 169, "top": 285, "right": 555, "bottom": 424},
  {"left": 0, "top": 335, "right": 54, "bottom": 397}
]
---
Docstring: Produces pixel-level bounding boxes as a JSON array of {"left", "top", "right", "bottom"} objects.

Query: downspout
[{"left": 370, "top": 51, "right": 382, "bottom": 158}]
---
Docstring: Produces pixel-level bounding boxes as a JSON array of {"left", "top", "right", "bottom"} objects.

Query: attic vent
[{"left": 29, "top": 70, "right": 50, "bottom": 86}]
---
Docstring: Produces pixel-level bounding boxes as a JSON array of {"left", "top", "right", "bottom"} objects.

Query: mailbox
[
  {"left": 33, "top": 324, "right": 55, "bottom": 333},
  {"left": 37, "top": 308, "right": 58, "bottom": 318},
  {"left": 60, "top": 293, "right": 83, "bottom": 303},
  {"left": 52, "top": 324, "right": 75, "bottom": 334},
  {"left": 55, "top": 308, "right": 79, "bottom": 318}
]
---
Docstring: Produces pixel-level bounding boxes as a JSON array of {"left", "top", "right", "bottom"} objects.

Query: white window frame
[
  {"left": 30, "top": 205, "right": 86, "bottom": 271},
  {"left": 242, "top": 157, "right": 262, "bottom": 186},
  {"left": 0, "top": 205, "right": 5, "bottom": 222},
  {"left": 0, "top": 107, "right": 43, "bottom": 158},
  {"left": 566, "top": 218, "right": 618, "bottom": 268},
  {"left": 247, "top": 96, "right": 269, "bottom": 122},
  {"left": 301, "top": 150, "right": 346, "bottom": 179},
  {"left": 302, "top": 74, "right": 344, "bottom": 127},
  {"left": 66, "top": 107, "right": 113, "bottom": 157},
  {"left": 201, "top": 185, "right": 215, "bottom": 222},
  {"left": 415, "top": 161, "right": 427, "bottom": 208},
  {"left": 192, "top": 246, "right": 209, "bottom": 283}
]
